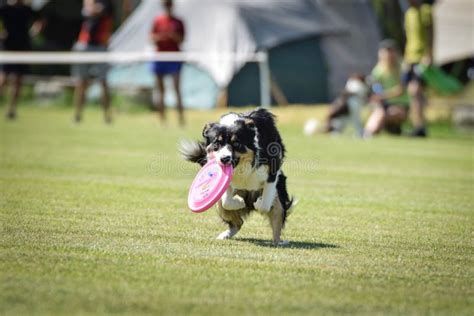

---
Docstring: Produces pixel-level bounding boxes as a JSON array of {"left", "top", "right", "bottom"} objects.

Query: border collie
[{"left": 180, "top": 108, "right": 293, "bottom": 245}]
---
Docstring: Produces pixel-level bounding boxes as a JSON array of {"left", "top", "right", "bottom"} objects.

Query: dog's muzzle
[
  {"left": 220, "top": 155, "right": 232, "bottom": 165},
  {"left": 215, "top": 146, "right": 234, "bottom": 166}
]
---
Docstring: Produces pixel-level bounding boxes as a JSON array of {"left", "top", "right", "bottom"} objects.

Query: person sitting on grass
[
  {"left": 150, "top": 0, "right": 185, "bottom": 126},
  {"left": 364, "top": 40, "right": 410, "bottom": 138}
]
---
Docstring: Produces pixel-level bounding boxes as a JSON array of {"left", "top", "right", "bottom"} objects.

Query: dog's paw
[
  {"left": 253, "top": 197, "right": 271, "bottom": 213},
  {"left": 274, "top": 240, "right": 290, "bottom": 247},
  {"left": 216, "top": 229, "right": 237, "bottom": 240},
  {"left": 222, "top": 195, "right": 246, "bottom": 210}
]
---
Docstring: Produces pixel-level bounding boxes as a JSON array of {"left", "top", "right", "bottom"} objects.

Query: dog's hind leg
[
  {"left": 216, "top": 201, "right": 244, "bottom": 240},
  {"left": 268, "top": 198, "right": 287, "bottom": 246}
]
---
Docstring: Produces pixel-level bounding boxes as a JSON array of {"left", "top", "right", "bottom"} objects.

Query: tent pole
[{"left": 258, "top": 51, "right": 271, "bottom": 108}]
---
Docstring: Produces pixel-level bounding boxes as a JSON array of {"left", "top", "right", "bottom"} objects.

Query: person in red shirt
[
  {"left": 72, "top": 0, "right": 113, "bottom": 124},
  {"left": 150, "top": 0, "right": 185, "bottom": 125}
]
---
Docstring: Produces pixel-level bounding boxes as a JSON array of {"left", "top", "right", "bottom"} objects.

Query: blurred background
[{"left": 0, "top": 0, "right": 472, "bottom": 112}]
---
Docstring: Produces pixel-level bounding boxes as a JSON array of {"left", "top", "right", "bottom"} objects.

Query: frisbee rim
[{"left": 188, "top": 159, "right": 233, "bottom": 213}]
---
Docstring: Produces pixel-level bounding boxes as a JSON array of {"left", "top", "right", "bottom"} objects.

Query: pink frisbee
[{"left": 188, "top": 159, "right": 233, "bottom": 213}]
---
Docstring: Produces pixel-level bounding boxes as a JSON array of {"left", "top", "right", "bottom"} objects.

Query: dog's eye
[
  {"left": 233, "top": 141, "right": 241, "bottom": 148},
  {"left": 213, "top": 143, "right": 220, "bottom": 151}
]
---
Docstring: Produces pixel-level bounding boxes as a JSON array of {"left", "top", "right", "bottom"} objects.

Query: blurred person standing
[
  {"left": 0, "top": 0, "right": 40, "bottom": 120},
  {"left": 0, "top": 16, "right": 4, "bottom": 102},
  {"left": 403, "top": 0, "right": 434, "bottom": 137},
  {"left": 150, "top": 0, "right": 185, "bottom": 125},
  {"left": 72, "top": 0, "right": 113, "bottom": 124},
  {"left": 364, "top": 40, "right": 410, "bottom": 137}
]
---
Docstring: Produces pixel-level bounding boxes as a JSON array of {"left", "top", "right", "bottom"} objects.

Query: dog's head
[{"left": 202, "top": 114, "right": 257, "bottom": 167}]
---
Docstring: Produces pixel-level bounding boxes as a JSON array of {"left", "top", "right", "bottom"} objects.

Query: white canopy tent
[
  {"left": 109, "top": 0, "right": 380, "bottom": 108},
  {"left": 434, "top": 0, "right": 474, "bottom": 65}
]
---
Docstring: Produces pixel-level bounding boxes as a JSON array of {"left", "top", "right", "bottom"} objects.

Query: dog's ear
[
  {"left": 244, "top": 118, "right": 255, "bottom": 129},
  {"left": 202, "top": 122, "right": 216, "bottom": 139}
]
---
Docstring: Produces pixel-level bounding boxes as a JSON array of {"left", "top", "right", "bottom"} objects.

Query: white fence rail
[{"left": 0, "top": 51, "right": 271, "bottom": 107}]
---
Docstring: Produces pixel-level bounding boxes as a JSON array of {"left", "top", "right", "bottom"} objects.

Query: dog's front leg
[
  {"left": 221, "top": 187, "right": 246, "bottom": 210},
  {"left": 254, "top": 180, "right": 277, "bottom": 213}
]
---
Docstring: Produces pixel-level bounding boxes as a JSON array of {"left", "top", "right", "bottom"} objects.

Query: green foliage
[
  {"left": 1, "top": 107, "right": 473, "bottom": 315},
  {"left": 371, "top": 0, "right": 406, "bottom": 49}
]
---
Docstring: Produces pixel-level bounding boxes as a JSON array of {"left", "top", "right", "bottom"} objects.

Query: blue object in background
[
  {"left": 372, "top": 83, "right": 384, "bottom": 94},
  {"left": 107, "top": 63, "right": 219, "bottom": 109}
]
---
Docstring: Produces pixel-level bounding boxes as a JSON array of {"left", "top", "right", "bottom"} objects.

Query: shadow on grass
[{"left": 236, "top": 238, "right": 339, "bottom": 249}]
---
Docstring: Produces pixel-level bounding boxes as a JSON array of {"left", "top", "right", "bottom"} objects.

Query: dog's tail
[
  {"left": 286, "top": 198, "right": 298, "bottom": 215},
  {"left": 282, "top": 197, "right": 298, "bottom": 228},
  {"left": 179, "top": 139, "right": 208, "bottom": 166},
  {"left": 276, "top": 173, "right": 297, "bottom": 226}
]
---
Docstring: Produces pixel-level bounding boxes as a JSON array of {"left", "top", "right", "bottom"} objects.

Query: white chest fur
[{"left": 231, "top": 160, "right": 268, "bottom": 191}]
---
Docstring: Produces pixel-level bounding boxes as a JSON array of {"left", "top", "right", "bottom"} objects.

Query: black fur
[
  {"left": 246, "top": 108, "right": 285, "bottom": 182},
  {"left": 276, "top": 172, "right": 293, "bottom": 225}
]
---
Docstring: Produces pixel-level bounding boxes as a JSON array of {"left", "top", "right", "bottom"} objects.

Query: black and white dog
[{"left": 181, "top": 108, "right": 293, "bottom": 245}]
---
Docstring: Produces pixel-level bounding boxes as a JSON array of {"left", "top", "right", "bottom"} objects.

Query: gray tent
[{"left": 109, "top": 0, "right": 380, "bottom": 108}]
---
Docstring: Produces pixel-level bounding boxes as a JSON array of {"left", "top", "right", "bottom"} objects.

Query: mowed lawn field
[{"left": 1, "top": 105, "right": 473, "bottom": 315}]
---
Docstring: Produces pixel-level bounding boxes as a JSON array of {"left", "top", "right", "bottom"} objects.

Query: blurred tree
[
  {"left": 38, "top": 0, "right": 83, "bottom": 51},
  {"left": 371, "top": 0, "right": 405, "bottom": 50},
  {"left": 116, "top": 0, "right": 141, "bottom": 23}
]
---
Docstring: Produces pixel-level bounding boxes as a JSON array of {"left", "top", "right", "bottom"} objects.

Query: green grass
[{"left": 1, "top": 105, "right": 473, "bottom": 315}]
